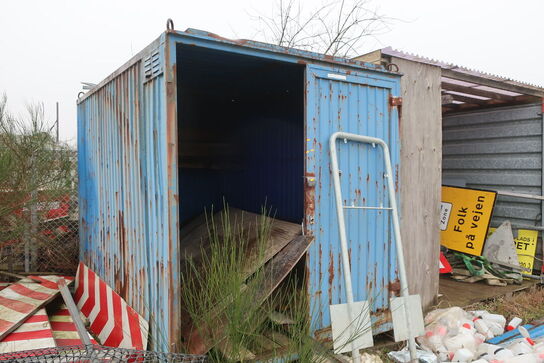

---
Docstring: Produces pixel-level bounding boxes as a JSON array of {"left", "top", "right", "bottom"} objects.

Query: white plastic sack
[{"left": 387, "top": 347, "right": 438, "bottom": 363}]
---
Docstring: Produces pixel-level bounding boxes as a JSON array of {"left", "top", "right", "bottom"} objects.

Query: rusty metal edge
[
  {"left": 164, "top": 32, "right": 182, "bottom": 352},
  {"left": 77, "top": 35, "right": 166, "bottom": 104},
  {"left": 78, "top": 27, "right": 401, "bottom": 104}
]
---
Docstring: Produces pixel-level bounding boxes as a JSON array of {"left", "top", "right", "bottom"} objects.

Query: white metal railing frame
[{"left": 329, "top": 131, "right": 417, "bottom": 362}]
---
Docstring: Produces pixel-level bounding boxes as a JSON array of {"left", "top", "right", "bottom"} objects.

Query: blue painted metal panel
[
  {"left": 305, "top": 65, "right": 401, "bottom": 338},
  {"left": 77, "top": 35, "right": 179, "bottom": 351}
]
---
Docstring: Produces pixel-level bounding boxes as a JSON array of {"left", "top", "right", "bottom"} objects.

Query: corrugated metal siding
[
  {"left": 78, "top": 42, "right": 177, "bottom": 350},
  {"left": 305, "top": 65, "right": 401, "bottom": 336},
  {"left": 443, "top": 104, "right": 542, "bottom": 227},
  {"left": 224, "top": 115, "right": 304, "bottom": 222}
]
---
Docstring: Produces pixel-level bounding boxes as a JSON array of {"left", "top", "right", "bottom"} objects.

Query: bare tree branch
[{"left": 253, "top": 0, "right": 395, "bottom": 58}]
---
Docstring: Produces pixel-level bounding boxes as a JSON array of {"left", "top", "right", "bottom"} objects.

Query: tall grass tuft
[{"left": 181, "top": 205, "right": 272, "bottom": 362}]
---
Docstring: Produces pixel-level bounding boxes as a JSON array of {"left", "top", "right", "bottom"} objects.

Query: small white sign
[
  {"left": 327, "top": 73, "right": 347, "bottom": 80},
  {"left": 330, "top": 300, "right": 373, "bottom": 354},
  {"left": 440, "top": 202, "right": 452, "bottom": 231},
  {"left": 390, "top": 295, "right": 425, "bottom": 342}
]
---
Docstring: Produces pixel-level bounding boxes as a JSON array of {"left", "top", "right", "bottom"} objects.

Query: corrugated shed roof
[{"left": 380, "top": 46, "right": 544, "bottom": 92}]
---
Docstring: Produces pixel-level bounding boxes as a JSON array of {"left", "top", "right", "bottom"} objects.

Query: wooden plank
[
  {"left": 216, "top": 338, "right": 256, "bottom": 361},
  {"left": 441, "top": 69, "right": 544, "bottom": 98},
  {"left": 179, "top": 212, "right": 209, "bottom": 241},
  {"left": 253, "top": 235, "right": 310, "bottom": 302},
  {"left": 442, "top": 82, "right": 516, "bottom": 102},
  {"left": 392, "top": 56, "right": 442, "bottom": 311},
  {"left": 0, "top": 308, "right": 56, "bottom": 353},
  {"left": 443, "top": 96, "right": 542, "bottom": 114},
  {"left": 269, "top": 311, "right": 295, "bottom": 325},
  {"left": 446, "top": 92, "right": 490, "bottom": 105},
  {"left": 253, "top": 332, "right": 282, "bottom": 351},
  {"left": 250, "top": 331, "right": 293, "bottom": 361},
  {"left": 180, "top": 208, "right": 302, "bottom": 280},
  {"left": 180, "top": 208, "right": 254, "bottom": 266},
  {"left": 264, "top": 331, "right": 291, "bottom": 347},
  {"left": 438, "top": 276, "right": 538, "bottom": 307},
  {"left": 185, "top": 235, "right": 311, "bottom": 354},
  {"left": 0, "top": 276, "right": 73, "bottom": 341}
]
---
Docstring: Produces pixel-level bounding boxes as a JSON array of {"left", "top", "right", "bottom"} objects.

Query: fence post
[{"left": 30, "top": 189, "right": 38, "bottom": 271}]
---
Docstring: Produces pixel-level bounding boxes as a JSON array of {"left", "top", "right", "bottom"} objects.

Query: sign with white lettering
[{"left": 440, "top": 186, "right": 497, "bottom": 256}]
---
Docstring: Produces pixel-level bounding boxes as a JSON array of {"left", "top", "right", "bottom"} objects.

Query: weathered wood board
[{"left": 393, "top": 56, "right": 442, "bottom": 310}]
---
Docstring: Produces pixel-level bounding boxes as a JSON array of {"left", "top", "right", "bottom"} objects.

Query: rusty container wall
[
  {"left": 78, "top": 28, "right": 401, "bottom": 351},
  {"left": 77, "top": 34, "right": 180, "bottom": 351}
]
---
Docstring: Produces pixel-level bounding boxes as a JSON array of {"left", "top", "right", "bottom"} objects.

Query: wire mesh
[
  {"left": 0, "top": 345, "right": 207, "bottom": 362},
  {"left": 0, "top": 154, "right": 78, "bottom": 275}
]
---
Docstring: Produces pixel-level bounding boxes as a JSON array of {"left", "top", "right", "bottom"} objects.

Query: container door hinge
[{"left": 389, "top": 96, "right": 402, "bottom": 107}]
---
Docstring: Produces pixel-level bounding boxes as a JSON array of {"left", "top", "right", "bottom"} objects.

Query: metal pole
[
  {"left": 24, "top": 224, "right": 30, "bottom": 273},
  {"left": 56, "top": 102, "right": 59, "bottom": 143},
  {"left": 330, "top": 132, "right": 418, "bottom": 362},
  {"left": 30, "top": 190, "right": 38, "bottom": 271},
  {"left": 329, "top": 133, "right": 361, "bottom": 363},
  {"left": 57, "top": 278, "right": 92, "bottom": 345}
]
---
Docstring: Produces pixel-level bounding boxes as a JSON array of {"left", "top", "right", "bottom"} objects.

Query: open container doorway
[{"left": 176, "top": 44, "right": 305, "bottom": 226}]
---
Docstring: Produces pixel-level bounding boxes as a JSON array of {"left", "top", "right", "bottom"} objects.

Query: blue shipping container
[{"left": 77, "top": 27, "right": 402, "bottom": 352}]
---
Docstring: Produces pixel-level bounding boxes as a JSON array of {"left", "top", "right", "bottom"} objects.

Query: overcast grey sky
[{"left": 1, "top": 0, "right": 543, "bottom": 145}]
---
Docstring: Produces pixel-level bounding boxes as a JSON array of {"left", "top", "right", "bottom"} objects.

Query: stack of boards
[{"left": 179, "top": 208, "right": 311, "bottom": 359}]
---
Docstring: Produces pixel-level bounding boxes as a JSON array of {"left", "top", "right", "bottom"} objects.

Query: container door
[{"left": 304, "top": 64, "right": 401, "bottom": 338}]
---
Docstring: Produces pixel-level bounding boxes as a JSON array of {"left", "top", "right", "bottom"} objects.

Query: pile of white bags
[{"left": 403, "top": 307, "right": 542, "bottom": 362}]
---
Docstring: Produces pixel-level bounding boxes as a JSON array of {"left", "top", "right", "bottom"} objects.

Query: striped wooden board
[
  {"left": 0, "top": 308, "right": 55, "bottom": 352},
  {"left": 50, "top": 304, "right": 97, "bottom": 346},
  {"left": 0, "top": 276, "right": 73, "bottom": 341},
  {"left": 74, "top": 263, "right": 148, "bottom": 349}
]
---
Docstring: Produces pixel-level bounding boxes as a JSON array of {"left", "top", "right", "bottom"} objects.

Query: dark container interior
[{"left": 176, "top": 44, "right": 306, "bottom": 226}]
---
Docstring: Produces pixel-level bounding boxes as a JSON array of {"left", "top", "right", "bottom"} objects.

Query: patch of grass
[
  {"left": 181, "top": 206, "right": 271, "bottom": 362},
  {"left": 469, "top": 285, "right": 544, "bottom": 324},
  {"left": 181, "top": 205, "right": 384, "bottom": 362}
]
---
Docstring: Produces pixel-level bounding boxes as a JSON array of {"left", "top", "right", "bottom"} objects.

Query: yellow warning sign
[
  {"left": 515, "top": 229, "right": 538, "bottom": 274},
  {"left": 440, "top": 186, "right": 497, "bottom": 256},
  {"left": 487, "top": 228, "right": 538, "bottom": 274}
]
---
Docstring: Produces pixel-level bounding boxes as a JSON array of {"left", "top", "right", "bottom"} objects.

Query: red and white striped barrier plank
[
  {"left": 0, "top": 284, "right": 9, "bottom": 292},
  {"left": 74, "top": 263, "right": 148, "bottom": 350},
  {"left": 0, "top": 275, "right": 73, "bottom": 341},
  {"left": 50, "top": 304, "right": 97, "bottom": 346},
  {"left": 28, "top": 275, "right": 74, "bottom": 290},
  {"left": 0, "top": 308, "right": 55, "bottom": 352}
]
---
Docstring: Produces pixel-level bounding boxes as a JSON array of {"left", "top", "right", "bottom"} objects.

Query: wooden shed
[{"left": 356, "top": 47, "right": 544, "bottom": 310}]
